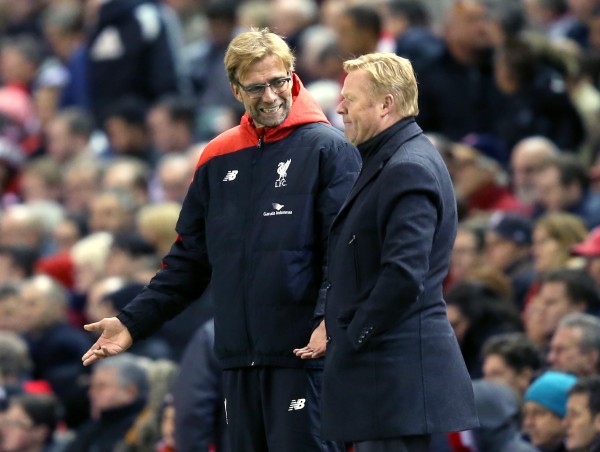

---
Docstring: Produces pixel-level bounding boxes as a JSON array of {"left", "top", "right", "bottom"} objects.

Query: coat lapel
[{"left": 333, "top": 120, "right": 423, "bottom": 226}]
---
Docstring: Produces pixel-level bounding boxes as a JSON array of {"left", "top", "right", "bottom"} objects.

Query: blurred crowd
[{"left": 4, "top": 0, "right": 600, "bottom": 450}]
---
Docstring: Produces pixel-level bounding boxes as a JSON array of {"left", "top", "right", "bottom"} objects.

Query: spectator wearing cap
[
  {"left": 464, "top": 380, "right": 538, "bottom": 452},
  {"left": 523, "top": 370, "right": 577, "bottom": 452},
  {"left": 462, "top": 132, "right": 510, "bottom": 167},
  {"left": 573, "top": 227, "right": 600, "bottom": 288},
  {"left": 549, "top": 313, "right": 600, "bottom": 377},
  {"left": 485, "top": 211, "right": 535, "bottom": 309}
]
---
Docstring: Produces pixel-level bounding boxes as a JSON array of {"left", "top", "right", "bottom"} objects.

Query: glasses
[{"left": 236, "top": 75, "right": 292, "bottom": 99}]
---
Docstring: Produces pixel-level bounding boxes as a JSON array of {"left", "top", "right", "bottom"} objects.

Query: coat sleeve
[
  {"left": 313, "top": 138, "right": 361, "bottom": 321},
  {"left": 118, "top": 165, "right": 212, "bottom": 341},
  {"left": 346, "top": 159, "right": 441, "bottom": 349}
]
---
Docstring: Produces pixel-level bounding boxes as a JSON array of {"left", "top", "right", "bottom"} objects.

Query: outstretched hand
[
  {"left": 81, "top": 317, "right": 133, "bottom": 366},
  {"left": 293, "top": 320, "right": 327, "bottom": 359}
]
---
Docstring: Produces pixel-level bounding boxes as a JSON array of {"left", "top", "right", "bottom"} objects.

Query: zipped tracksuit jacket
[{"left": 118, "top": 74, "right": 361, "bottom": 370}]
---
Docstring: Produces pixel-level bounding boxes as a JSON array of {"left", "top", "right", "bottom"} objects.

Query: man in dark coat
[{"left": 295, "top": 52, "right": 478, "bottom": 451}]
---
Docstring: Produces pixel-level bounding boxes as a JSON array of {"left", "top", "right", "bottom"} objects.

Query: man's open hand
[{"left": 82, "top": 317, "right": 133, "bottom": 366}]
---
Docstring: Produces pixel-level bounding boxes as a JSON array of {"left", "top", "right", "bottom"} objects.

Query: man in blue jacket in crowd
[{"left": 82, "top": 28, "right": 360, "bottom": 451}]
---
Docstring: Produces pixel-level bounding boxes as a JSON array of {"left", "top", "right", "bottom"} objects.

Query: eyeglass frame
[{"left": 235, "top": 74, "right": 292, "bottom": 99}]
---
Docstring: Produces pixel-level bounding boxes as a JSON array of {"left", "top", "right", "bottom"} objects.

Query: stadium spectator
[
  {"left": 0, "top": 393, "right": 65, "bottom": 452},
  {"left": 66, "top": 354, "right": 149, "bottom": 451},
  {"left": 549, "top": 312, "right": 600, "bottom": 377},
  {"left": 564, "top": 375, "right": 600, "bottom": 451},
  {"left": 482, "top": 332, "right": 544, "bottom": 402},
  {"left": 523, "top": 370, "right": 577, "bottom": 451}
]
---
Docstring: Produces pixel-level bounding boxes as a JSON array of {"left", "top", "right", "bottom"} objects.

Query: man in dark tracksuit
[{"left": 82, "top": 29, "right": 360, "bottom": 451}]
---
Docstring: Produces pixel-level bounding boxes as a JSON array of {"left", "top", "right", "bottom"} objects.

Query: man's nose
[{"left": 262, "top": 85, "right": 278, "bottom": 101}]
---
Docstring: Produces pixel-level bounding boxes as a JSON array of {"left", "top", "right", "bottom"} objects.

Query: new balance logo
[
  {"left": 288, "top": 398, "right": 306, "bottom": 411},
  {"left": 223, "top": 170, "right": 238, "bottom": 181}
]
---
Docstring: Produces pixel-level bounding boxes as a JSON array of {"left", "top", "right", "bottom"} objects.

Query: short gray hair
[
  {"left": 94, "top": 354, "right": 149, "bottom": 401},
  {"left": 559, "top": 313, "right": 600, "bottom": 358},
  {"left": 0, "top": 331, "right": 31, "bottom": 378}
]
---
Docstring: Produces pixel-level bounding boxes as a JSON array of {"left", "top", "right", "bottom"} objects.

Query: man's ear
[
  {"left": 231, "top": 83, "right": 243, "bottom": 103},
  {"left": 381, "top": 94, "right": 394, "bottom": 116}
]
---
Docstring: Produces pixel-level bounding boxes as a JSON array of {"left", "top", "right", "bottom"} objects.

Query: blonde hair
[
  {"left": 535, "top": 212, "right": 588, "bottom": 251},
  {"left": 224, "top": 27, "right": 295, "bottom": 83},
  {"left": 136, "top": 203, "right": 181, "bottom": 256},
  {"left": 71, "top": 232, "right": 113, "bottom": 274},
  {"left": 343, "top": 53, "right": 419, "bottom": 116}
]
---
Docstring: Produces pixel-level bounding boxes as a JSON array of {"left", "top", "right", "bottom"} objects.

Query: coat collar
[{"left": 333, "top": 117, "right": 422, "bottom": 224}]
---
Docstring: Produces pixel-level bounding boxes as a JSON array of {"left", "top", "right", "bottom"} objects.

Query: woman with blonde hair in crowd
[
  {"left": 135, "top": 203, "right": 181, "bottom": 257},
  {"left": 525, "top": 212, "right": 588, "bottom": 347},
  {"left": 532, "top": 212, "right": 588, "bottom": 274}
]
